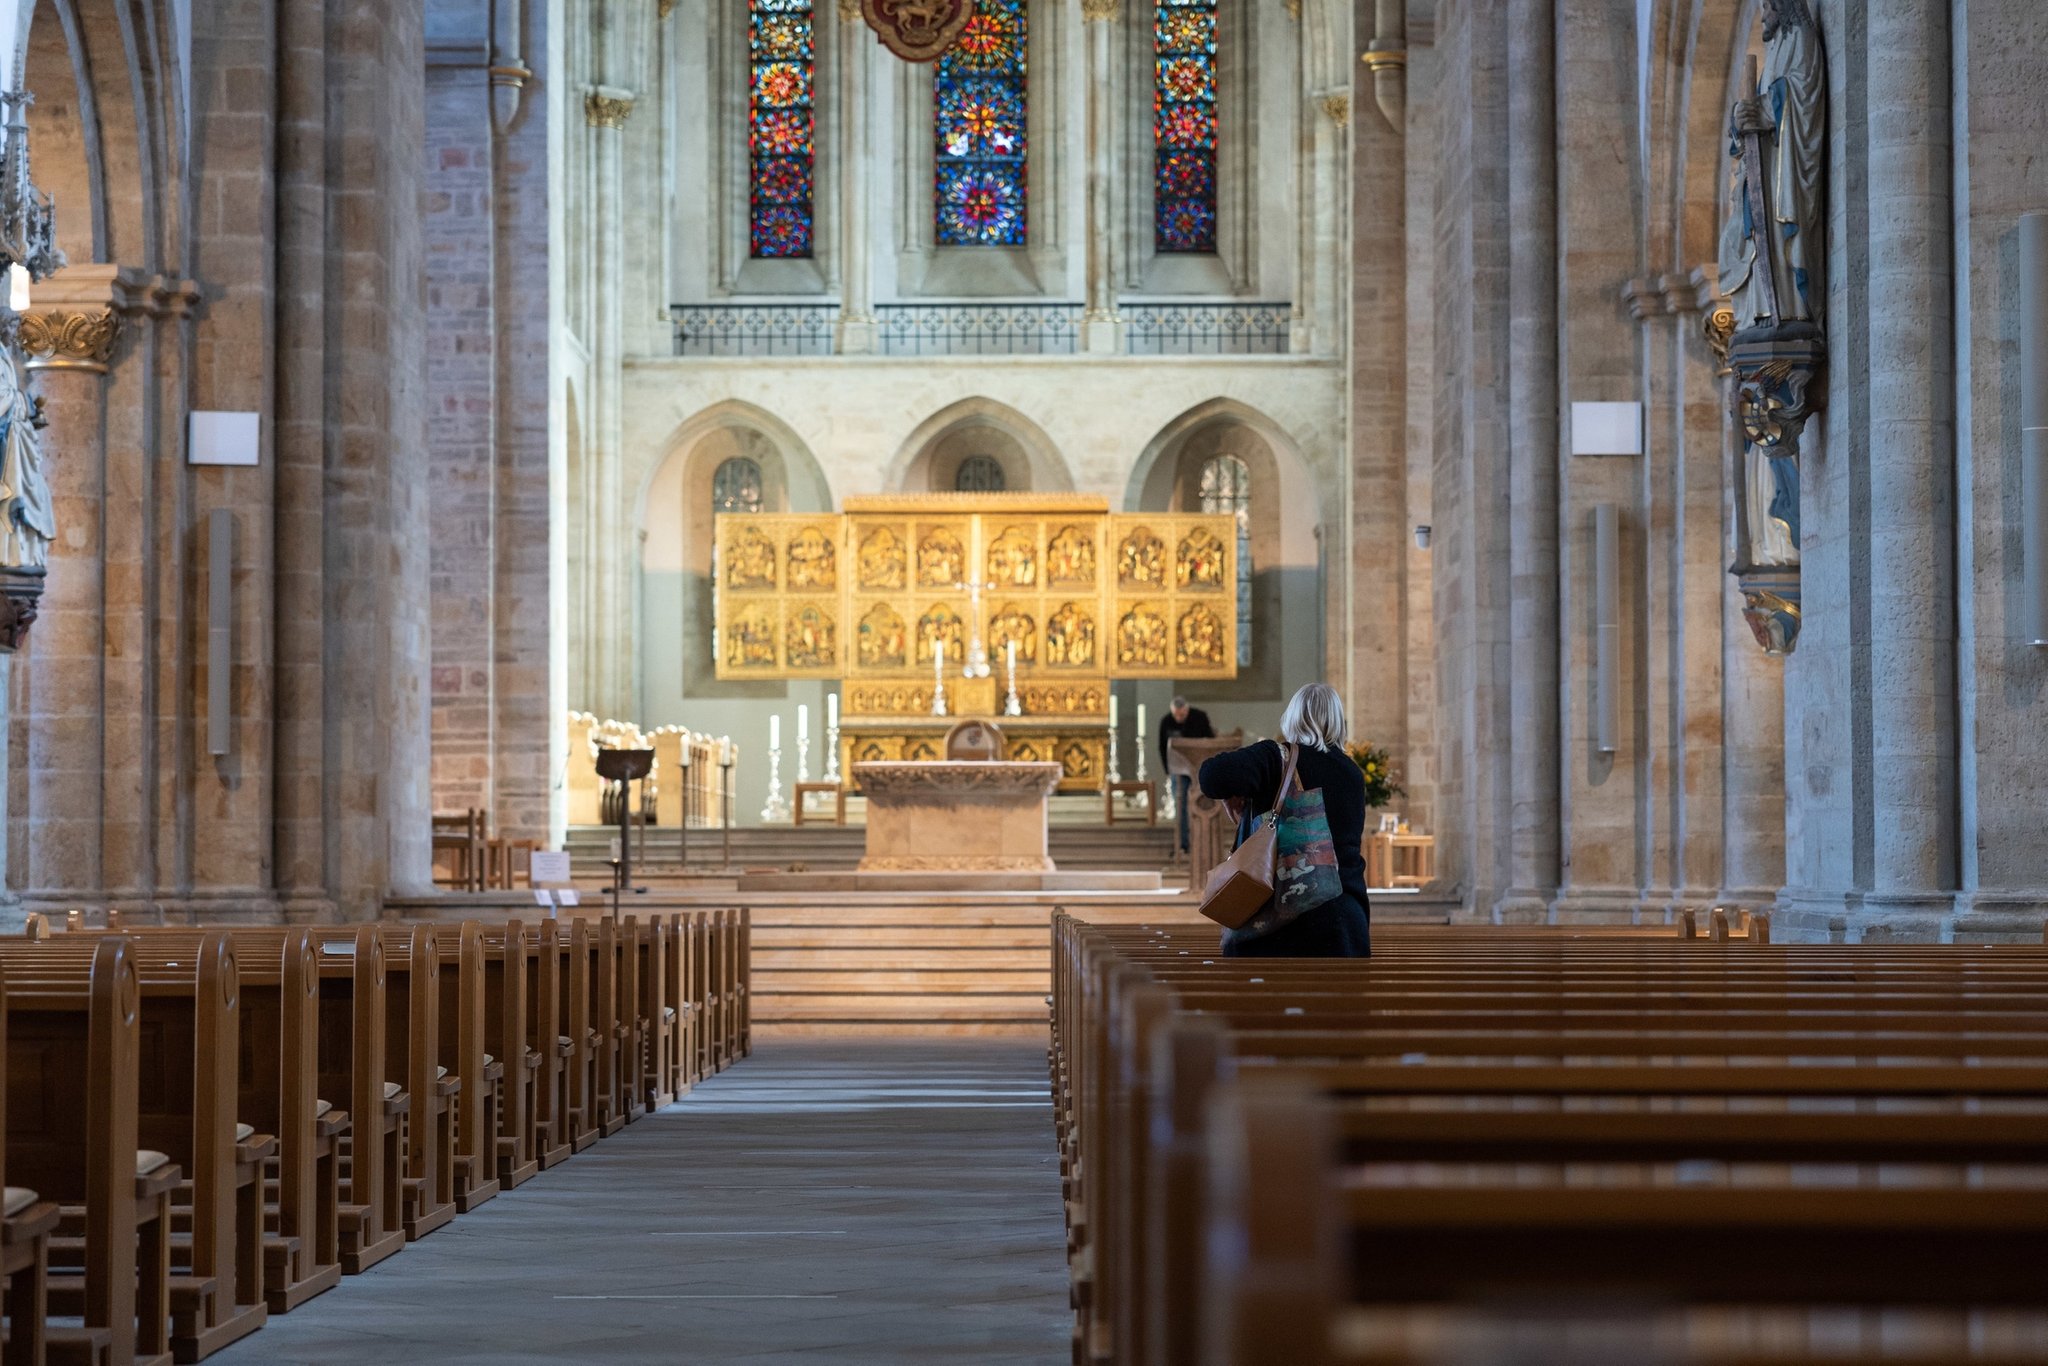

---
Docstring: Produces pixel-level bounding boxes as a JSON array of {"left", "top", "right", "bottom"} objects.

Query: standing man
[{"left": 1158, "top": 695, "right": 1215, "bottom": 856}]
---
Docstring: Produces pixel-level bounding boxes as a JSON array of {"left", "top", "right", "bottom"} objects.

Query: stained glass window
[
  {"left": 1198, "top": 454, "right": 1251, "bottom": 664},
  {"left": 749, "top": 0, "right": 815, "bottom": 259},
  {"left": 935, "top": 0, "right": 1027, "bottom": 247},
  {"left": 713, "top": 457, "right": 765, "bottom": 514},
  {"left": 955, "top": 455, "right": 1007, "bottom": 492},
  {"left": 1154, "top": 0, "right": 1218, "bottom": 253}
]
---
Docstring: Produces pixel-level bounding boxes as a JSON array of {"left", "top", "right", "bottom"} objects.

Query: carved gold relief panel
[{"left": 1107, "top": 513, "right": 1237, "bottom": 678}]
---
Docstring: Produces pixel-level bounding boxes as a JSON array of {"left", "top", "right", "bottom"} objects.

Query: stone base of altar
[
  {"left": 734, "top": 869, "right": 1163, "bottom": 894},
  {"left": 852, "top": 759, "right": 1064, "bottom": 874}
]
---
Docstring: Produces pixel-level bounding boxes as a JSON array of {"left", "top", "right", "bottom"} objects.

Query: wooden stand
[
  {"left": 792, "top": 783, "right": 846, "bottom": 826},
  {"left": 1103, "top": 780, "right": 1155, "bottom": 825}
]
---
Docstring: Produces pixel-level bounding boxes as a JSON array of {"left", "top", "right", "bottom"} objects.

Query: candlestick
[
  {"left": 823, "top": 692, "right": 842, "bottom": 785},
  {"left": 1003, "top": 639, "right": 1021, "bottom": 717},
  {"left": 1135, "top": 703, "right": 1149, "bottom": 785},
  {"left": 719, "top": 742, "right": 735, "bottom": 870},
  {"left": 761, "top": 716, "right": 789, "bottom": 822},
  {"left": 1107, "top": 693, "right": 1122, "bottom": 785}
]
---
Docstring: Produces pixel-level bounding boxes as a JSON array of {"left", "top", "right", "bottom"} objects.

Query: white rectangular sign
[
  {"left": 528, "top": 850, "right": 573, "bottom": 886},
  {"left": 1570, "top": 401, "right": 1644, "bottom": 456},
  {"left": 188, "top": 411, "right": 262, "bottom": 466}
]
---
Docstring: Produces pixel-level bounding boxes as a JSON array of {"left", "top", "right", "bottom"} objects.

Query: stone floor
[{"left": 213, "top": 1039, "right": 1068, "bottom": 1365}]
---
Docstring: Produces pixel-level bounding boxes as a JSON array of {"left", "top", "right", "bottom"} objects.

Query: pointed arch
[{"left": 885, "top": 395, "right": 1074, "bottom": 493}]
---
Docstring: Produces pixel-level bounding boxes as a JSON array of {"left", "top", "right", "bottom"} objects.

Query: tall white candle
[
  {"left": 1109, "top": 693, "right": 1120, "bottom": 730},
  {"left": 721, "top": 737, "right": 732, "bottom": 765},
  {"left": 1137, "top": 702, "right": 1147, "bottom": 744},
  {"left": 934, "top": 636, "right": 945, "bottom": 673},
  {"left": 1007, "top": 639, "right": 1017, "bottom": 673},
  {"left": 827, "top": 692, "right": 839, "bottom": 728},
  {"left": 770, "top": 713, "right": 780, "bottom": 751},
  {"left": 797, "top": 703, "right": 809, "bottom": 743}
]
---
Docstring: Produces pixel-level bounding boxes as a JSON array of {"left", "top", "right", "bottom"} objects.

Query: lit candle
[
  {"left": 797, "top": 703, "right": 809, "bottom": 744},
  {"left": 769, "top": 713, "right": 780, "bottom": 752},
  {"left": 827, "top": 692, "right": 839, "bottom": 729}
]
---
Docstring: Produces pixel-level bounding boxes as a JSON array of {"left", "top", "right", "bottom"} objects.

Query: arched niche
[
  {"left": 1126, "top": 399, "right": 1323, "bottom": 712},
  {"left": 888, "top": 397, "right": 1074, "bottom": 494},
  {"left": 637, "top": 402, "right": 832, "bottom": 703}
]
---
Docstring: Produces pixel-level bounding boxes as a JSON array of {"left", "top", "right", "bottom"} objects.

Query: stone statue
[
  {"left": 1717, "top": 0, "right": 1824, "bottom": 334},
  {"left": 1717, "top": 0, "right": 1826, "bottom": 655},
  {"left": 0, "top": 341, "right": 53, "bottom": 572}
]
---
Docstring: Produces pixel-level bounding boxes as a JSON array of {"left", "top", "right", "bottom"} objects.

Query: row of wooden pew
[
  {"left": 1051, "top": 914, "right": 2048, "bottom": 1366},
  {"left": 0, "top": 910, "right": 750, "bottom": 1366}
]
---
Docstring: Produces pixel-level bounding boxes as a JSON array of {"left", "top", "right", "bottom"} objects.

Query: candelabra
[
  {"left": 760, "top": 740, "right": 789, "bottom": 822},
  {"left": 1106, "top": 716, "right": 1122, "bottom": 785},
  {"left": 823, "top": 719, "right": 841, "bottom": 784},
  {"left": 797, "top": 733, "right": 811, "bottom": 785},
  {"left": 932, "top": 673, "right": 948, "bottom": 717}
]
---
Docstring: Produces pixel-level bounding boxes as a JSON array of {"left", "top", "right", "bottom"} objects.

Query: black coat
[
  {"left": 1158, "top": 706, "right": 1216, "bottom": 772},
  {"left": 1197, "top": 738, "right": 1372, "bottom": 957}
]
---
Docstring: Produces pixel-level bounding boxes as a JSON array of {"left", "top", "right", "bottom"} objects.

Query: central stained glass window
[
  {"left": 935, "top": 0, "right": 1027, "bottom": 247},
  {"left": 1154, "top": 0, "right": 1218, "bottom": 253},
  {"left": 749, "top": 0, "right": 815, "bottom": 259}
]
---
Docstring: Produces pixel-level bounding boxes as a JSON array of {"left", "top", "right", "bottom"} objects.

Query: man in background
[{"left": 1158, "top": 695, "right": 1215, "bottom": 856}]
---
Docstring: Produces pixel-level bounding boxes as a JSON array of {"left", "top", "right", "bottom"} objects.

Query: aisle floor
[{"left": 212, "top": 1038, "right": 1068, "bottom": 1365}]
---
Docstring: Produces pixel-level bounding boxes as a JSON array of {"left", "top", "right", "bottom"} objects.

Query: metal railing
[
  {"left": 671, "top": 305, "right": 840, "bottom": 357},
  {"left": 874, "top": 304, "right": 1083, "bottom": 356},
  {"left": 1122, "top": 302, "right": 1293, "bottom": 356}
]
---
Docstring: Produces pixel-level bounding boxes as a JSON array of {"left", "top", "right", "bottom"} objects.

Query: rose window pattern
[
  {"left": 935, "top": 0, "right": 1028, "bottom": 246},
  {"left": 1154, "top": 0, "right": 1218, "bottom": 253},
  {"left": 749, "top": 0, "right": 816, "bottom": 258}
]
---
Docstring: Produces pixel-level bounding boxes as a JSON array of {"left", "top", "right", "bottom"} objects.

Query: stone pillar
[
  {"left": 18, "top": 299, "right": 119, "bottom": 907},
  {"left": 584, "top": 87, "right": 634, "bottom": 722},
  {"left": 1080, "top": 0, "right": 1121, "bottom": 353},
  {"left": 1496, "top": 0, "right": 1560, "bottom": 920},
  {"left": 1349, "top": 2, "right": 1408, "bottom": 781},
  {"left": 1861, "top": 0, "right": 1955, "bottom": 934},
  {"left": 836, "top": 7, "right": 875, "bottom": 354}
]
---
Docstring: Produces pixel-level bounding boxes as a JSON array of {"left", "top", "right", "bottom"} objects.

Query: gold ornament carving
[
  {"left": 19, "top": 309, "right": 121, "bottom": 373},
  {"left": 916, "top": 606, "right": 965, "bottom": 665},
  {"left": 1177, "top": 604, "right": 1226, "bottom": 667},
  {"left": 989, "top": 606, "right": 1037, "bottom": 663},
  {"left": 1321, "top": 95, "right": 1351, "bottom": 127},
  {"left": 727, "top": 526, "right": 777, "bottom": 590},
  {"left": 1283, "top": 0, "right": 1301, "bottom": 18},
  {"left": 657, "top": 0, "right": 676, "bottom": 17},
  {"left": 857, "top": 604, "right": 909, "bottom": 670},
  {"left": 1116, "top": 527, "right": 1166, "bottom": 587},
  {"left": 986, "top": 525, "right": 1037, "bottom": 588},
  {"left": 1360, "top": 49, "right": 1408, "bottom": 73},
  {"left": 1177, "top": 527, "right": 1227, "bottom": 590},
  {"left": 1703, "top": 305, "right": 1737, "bottom": 372},
  {"left": 857, "top": 526, "right": 908, "bottom": 590},
  {"left": 1044, "top": 603, "right": 1098, "bottom": 669},
  {"left": 785, "top": 603, "right": 836, "bottom": 669},
  {"left": 1046, "top": 525, "right": 1096, "bottom": 585},
  {"left": 584, "top": 91, "right": 634, "bottom": 128},
  {"left": 1081, "top": 0, "right": 1118, "bottom": 19},
  {"left": 725, "top": 606, "right": 777, "bottom": 669},
  {"left": 1117, "top": 604, "right": 1169, "bottom": 668},
  {"left": 916, "top": 527, "right": 964, "bottom": 588},
  {"left": 838, "top": 0, "right": 862, "bottom": 19},
  {"left": 786, "top": 526, "right": 837, "bottom": 591}
]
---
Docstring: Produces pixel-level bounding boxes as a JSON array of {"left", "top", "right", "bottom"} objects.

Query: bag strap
[{"left": 1264, "top": 741, "right": 1303, "bottom": 823}]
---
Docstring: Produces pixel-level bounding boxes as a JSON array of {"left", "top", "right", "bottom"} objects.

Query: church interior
[{"left": 0, "top": 0, "right": 2040, "bottom": 1361}]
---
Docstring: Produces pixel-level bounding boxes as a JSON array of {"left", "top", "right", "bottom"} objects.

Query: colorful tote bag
[{"left": 1230, "top": 743, "right": 1344, "bottom": 943}]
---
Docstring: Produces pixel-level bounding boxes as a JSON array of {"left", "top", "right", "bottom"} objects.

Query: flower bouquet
[{"left": 1344, "top": 741, "right": 1405, "bottom": 810}]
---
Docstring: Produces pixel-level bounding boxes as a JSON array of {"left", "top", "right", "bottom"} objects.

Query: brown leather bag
[{"left": 1197, "top": 743, "right": 1301, "bottom": 930}]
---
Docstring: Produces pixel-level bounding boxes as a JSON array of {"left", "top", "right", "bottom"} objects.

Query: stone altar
[{"left": 852, "top": 760, "right": 1063, "bottom": 872}]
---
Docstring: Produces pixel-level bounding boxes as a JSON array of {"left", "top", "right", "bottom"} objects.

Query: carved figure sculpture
[
  {"left": 1177, "top": 528, "right": 1226, "bottom": 590},
  {"left": 917, "top": 527, "right": 965, "bottom": 588},
  {"left": 787, "top": 526, "right": 837, "bottom": 590},
  {"left": 726, "top": 607, "right": 777, "bottom": 667},
  {"left": 917, "top": 606, "right": 965, "bottom": 664},
  {"left": 1177, "top": 605, "right": 1224, "bottom": 666},
  {"left": 0, "top": 351, "right": 54, "bottom": 571},
  {"left": 1118, "top": 606, "right": 1168, "bottom": 668},
  {"left": 1117, "top": 528, "right": 1165, "bottom": 586},
  {"left": 989, "top": 606, "right": 1037, "bottom": 663},
  {"left": 1044, "top": 602, "right": 1096, "bottom": 668},
  {"left": 858, "top": 603, "right": 908, "bottom": 669},
  {"left": 1717, "top": 0, "right": 1823, "bottom": 334},
  {"left": 986, "top": 527, "right": 1037, "bottom": 587},
  {"left": 1046, "top": 525, "right": 1096, "bottom": 584},
  {"left": 785, "top": 604, "right": 836, "bottom": 668},
  {"left": 858, "top": 526, "right": 908, "bottom": 589},
  {"left": 728, "top": 527, "right": 777, "bottom": 590}
]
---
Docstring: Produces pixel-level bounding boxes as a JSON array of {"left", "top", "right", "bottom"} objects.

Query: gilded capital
[
  {"left": 837, "top": 0, "right": 861, "bottom": 19},
  {"left": 1080, "top": 0, "right": 1118, "bottom": 20},
  {"left": 657, "top": 0, "right": 676, "bottom": 16},
  {"left": 18, "top": 308, "right": 122, "bottom": 374},
  {"left": 1361, "top": 48, "right": 1408, "bottom": 72},
  {"left": 1321, "top": 94, "right": 1351, "bottom": 127},
  {"left": 584, "top": 90, "right": 635, "bottom": 129}
]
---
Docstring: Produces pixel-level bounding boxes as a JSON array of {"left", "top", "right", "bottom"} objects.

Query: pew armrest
[
  {"left": 523, "top": 1048, "right": 543, "bottom": 1073},
  {"left": 3, "top": 1198, "right": 60, "bottom": 1245},
  {"left": 237, "top": 1133, "right": 281, "bottom": 1165},
  {"left": 316, "top": 1108, "right": 351, "bottom": 1139}
]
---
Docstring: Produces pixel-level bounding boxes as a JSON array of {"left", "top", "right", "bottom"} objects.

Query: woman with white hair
[{"left": 1197, "top": 682, "right": 1372, "bottom": 957}]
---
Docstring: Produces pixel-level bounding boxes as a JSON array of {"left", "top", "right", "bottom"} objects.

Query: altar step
[{"left": 564, "top": 822, "right": 1177, "bottom": 873}]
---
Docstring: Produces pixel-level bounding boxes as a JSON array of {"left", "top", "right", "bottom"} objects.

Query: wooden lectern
[{"left": 1168, "top": 731, "right": 1244, "bottom": 891}]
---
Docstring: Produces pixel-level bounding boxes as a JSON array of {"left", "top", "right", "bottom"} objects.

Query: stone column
[
  {"left": 836, "top": 7, "right": 875, "bottom": 353},
  {"left": 1496, "top": 0, "right": 1560, "bottom": 920},
  {"left": 585, "top": 87, "right": 634, "bottom": 722},
  {"left": 1861, "top": 0, "right": 1955, "bottom": 934},
  {"left": 1080, "top": 0, "right": 1121, "bottom": 353},
  {"left": 17, "top": 296, "right": 120, "bottom": 907}
]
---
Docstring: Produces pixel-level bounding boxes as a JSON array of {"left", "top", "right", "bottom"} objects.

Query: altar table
[{"left": 851, "top": 761, "right": 1064, "bottom": 872}]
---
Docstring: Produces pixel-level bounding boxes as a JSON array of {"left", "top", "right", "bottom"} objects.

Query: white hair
[{"left": 1277, "top": 682, "right": 1347, "bottom": 752}]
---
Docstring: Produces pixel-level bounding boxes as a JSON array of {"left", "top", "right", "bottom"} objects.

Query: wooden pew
[
  {"left": 376, "top": 927, "right": 456, "bottom": 1241},
  {"left": 559, "top": 919, "right": 600, "bottom": 1155},
  {"left": 312, "top": 929, "right": 406, "bottom": 1275},
  {"left": 470, "top": 922, "right": 541, "bottom": 1191},
  {"left": 1050, "top": 915, "right": 2048, "bottom": 1366},
  {"left": 0, "top": 960, "right": 62, "bottom": 1366},
  {"left": 432, "top": 923, "right": 501, "bottom": 1214},
  {"left": 3, "top": 937, "right": 180, "bottom": 1366},
  {"left": 522, "top": 920, "right": 574, "bottom": 1169}
]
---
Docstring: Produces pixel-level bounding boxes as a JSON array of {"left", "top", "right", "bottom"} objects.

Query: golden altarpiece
[{"left": 714, "top": 495, "right": 1239, "bottom": 793}]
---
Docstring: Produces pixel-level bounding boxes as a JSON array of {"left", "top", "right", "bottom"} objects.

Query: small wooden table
[
  {"left": 1103, "top": 780, "right": 1156, "bottom": 825},
  {"left": 792, "top": 782, "right": 846, "bottom": 826},
  {"left": 1366, "top": 830, "right": 1436, "bottom": 889}
]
